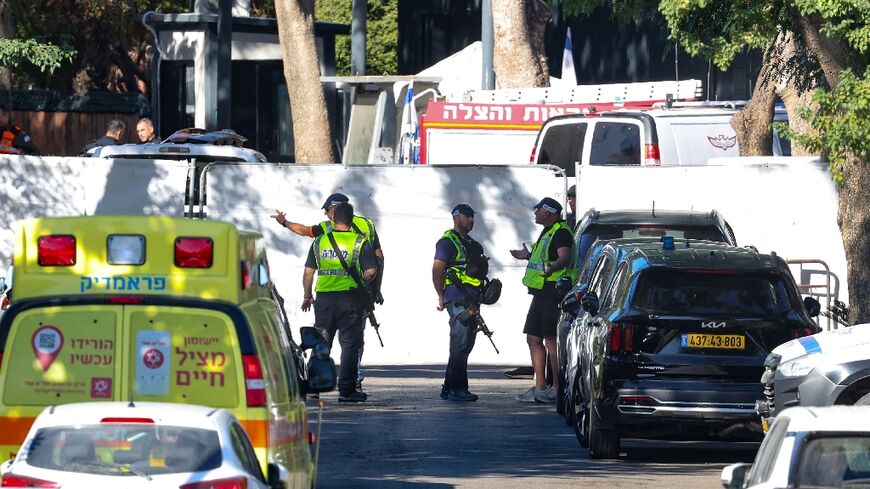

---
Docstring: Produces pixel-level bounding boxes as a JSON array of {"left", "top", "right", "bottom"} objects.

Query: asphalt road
[{"left": 308, "top": 365, "right": 759, "bottom": 488}]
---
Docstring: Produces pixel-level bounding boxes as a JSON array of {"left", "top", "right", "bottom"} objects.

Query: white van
[{"left": 531, "top": 107, "right": 791, "bottom": 176}]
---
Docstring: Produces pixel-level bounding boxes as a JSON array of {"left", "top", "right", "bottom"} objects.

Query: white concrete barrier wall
[
  {"left": 0, "top": 156, "right": 188, "bottom": 265},
  {"left": 575, "top": 157, "right": 848, "bottom": 308},
  {"left": 204, "top": 164, "right": 569, "bottom": 366}
]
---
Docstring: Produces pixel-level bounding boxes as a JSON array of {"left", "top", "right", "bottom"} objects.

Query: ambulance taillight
[
  {"left": 242, "top": 355, "right": 266, "bottom": 407},
  {"left": 37, "top": 235, "right": 76, "bottom": 266},
  {"left": 174, "top": 237, "right": 214, "bottom": 268},
  {"left": 0, "top": 473, "right": 60, "bottom": 488}
]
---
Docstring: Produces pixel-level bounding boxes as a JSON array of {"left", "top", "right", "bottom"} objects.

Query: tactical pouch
[{"left": 480, "top": 277, "right": 502, "bottom": 305}]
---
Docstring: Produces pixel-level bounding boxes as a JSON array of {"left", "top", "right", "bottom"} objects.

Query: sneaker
[
  {"left": 338, "top": 390, "right": 367, "bottom": 403},
  {"left": 447, "top": 389, "right": 478, "bottom": 402},
  {"left": 504, "top": 366, "right": 535, "bottom": 379},
  {"left": 534, "top": 385, "right": 557, "bottom": 403},
  {"left": 439, "top": 387, "right": 449, "bottom": 400},
  {"left": 516, "top": 386, "right": 538, "bottom": 403}
]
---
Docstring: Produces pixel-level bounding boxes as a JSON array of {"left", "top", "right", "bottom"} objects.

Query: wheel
[
  {"left": 565, "top": 375, "right": 578, "bottom": 426},
  {"left": 557, "top": 382, "right": 566, "bottom": 416},
  {"left": 855, "top": 392, "right": 870, "bottom": 406},
  {"left": 587, "top": 403, "right": 620, "bottom": 459},
  {"left": 571, "top": 378, "right": 589, "bottom": 448}
]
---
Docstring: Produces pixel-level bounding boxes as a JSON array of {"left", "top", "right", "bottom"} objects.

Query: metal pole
[
  {"left": 481, "top": 0, "right": 495, "bottom": 89},
  {"left": 216, "top": 0, "right": 232, "bottom": 129},
  {"left": 351, "top": 0, "right": 366, "bottom": 75}
]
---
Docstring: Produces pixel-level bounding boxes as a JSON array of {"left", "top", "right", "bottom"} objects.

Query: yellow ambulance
[{"left": 0, "top": 216, "right": 335, "bottom": 488}]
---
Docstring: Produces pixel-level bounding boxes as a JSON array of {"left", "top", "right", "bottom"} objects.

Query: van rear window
[
  {"left": 537, "top": 123, "right": 587, "bottom": 177},
  {"left": 589, "top": 122, "right": 640, "bottom": 166}
]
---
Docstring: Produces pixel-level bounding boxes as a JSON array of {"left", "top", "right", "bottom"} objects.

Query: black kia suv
[{"left": 572, "top": 238, "right": 820, "bottom": 459}]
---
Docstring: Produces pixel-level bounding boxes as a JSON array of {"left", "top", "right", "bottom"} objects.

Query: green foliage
[
  {"left": 793, "top": 0, "right": 870, "bottom": 55},
  {"left": 0, "top": 37, "right": 75, "bottom": 73},
  {"left": 315, "top": 0, "right": 397, "bottom": 75},
  {"left": 774, "top": 69, "right": 870, "bottom": 186},
  {"left": 6, "top": 0, "right": 187, "bottom": 91}
]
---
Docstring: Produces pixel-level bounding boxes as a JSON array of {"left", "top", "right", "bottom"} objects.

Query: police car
[
  {"left": 85, "top": 128, "right": 266, "bottom": 163},
  {"left": 758, "top": 323, "right": 870, "bottom": 430}
]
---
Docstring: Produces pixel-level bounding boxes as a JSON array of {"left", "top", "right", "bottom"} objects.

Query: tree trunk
[
  {"left": 274, "top": 0, "right": 336, "bottom": 163},
  {"left": 732, "top": 40, "right": 777, "bottom": 156},
  {"left": 792, "top": 9, "right": 867, "bottom": 323},
  {"left": 838, "top": 157, "right": 870, "bottom": 324},
  {"left": 492, "top": 0, "right": 550, "bottom": 88}
]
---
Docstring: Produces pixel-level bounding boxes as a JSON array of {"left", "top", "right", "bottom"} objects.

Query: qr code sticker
[{"left": 38, "top": 333, "right": 57, "bottom": 350}]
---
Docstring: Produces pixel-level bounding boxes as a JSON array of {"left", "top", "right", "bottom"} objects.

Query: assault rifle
[
  {"left": 326, "top": 233, "right": 384, "bottom": 347},
  {"left": 446, "top": 269, "right": 499, "bottom": 354}
]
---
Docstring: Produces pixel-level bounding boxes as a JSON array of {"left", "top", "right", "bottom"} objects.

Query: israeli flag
[
  {"left": 562, "top": 27, "right": 577, "bottom": 86},
  {"left": 398, "top": 81, "right": 419, "bottom": 164}
]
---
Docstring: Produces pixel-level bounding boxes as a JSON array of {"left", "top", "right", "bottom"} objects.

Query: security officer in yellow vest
[
  {"left": 302, "top": 202, "right": 378, "bottom": 403},
  {"left": 273, "top": 192, "right": 383, "bottom": 392},
  {"left": 510, "top": 197, "right": 574, "bottom": 404},
  {"left": 432, "top": 203, "right": 488, "bottom": 402}
]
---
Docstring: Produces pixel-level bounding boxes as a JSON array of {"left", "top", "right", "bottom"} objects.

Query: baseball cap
[
  {"left": 567, "top": 185, "right": 576, "bottom": 197},
  {"left": 321, "top": 192, "right": 349, "bottom": 210},
  {"left": 533, "top": 197, "right": 563, "bottom": 215},
  {"left": 451, "top": 203, "right": 476, "bottom": 217}
]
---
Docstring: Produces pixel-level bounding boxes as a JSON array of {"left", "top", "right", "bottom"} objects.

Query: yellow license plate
[{"left": 682, "top": 333, "right": 745, "bottom": 350}]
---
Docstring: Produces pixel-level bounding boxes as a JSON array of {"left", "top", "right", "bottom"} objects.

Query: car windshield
[
  {"left": 630, "top": 269, "right": 796, "bottom": 316},
  {"left": 577, "top": 223, "right": 728, "bottom": 267},
  {"left": 796, "top": 435, "right": 870, "bottom": 488},
  {"left": 23, "top": 425, "right": 222, "bottom": 476}
]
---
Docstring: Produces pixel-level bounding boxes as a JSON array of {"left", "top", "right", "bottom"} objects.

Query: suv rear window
[
  {"left": 589, "top": 122, "right": 640, "bottom": 166},
  {"left": 630, "top": 269, "right": 796, "bottom": 316},
  {"left": 576, "top": 223, "right": 728, "bottom": 267},
  {"left": 537, "top": 123, "right": 587, "bottom": 177}
]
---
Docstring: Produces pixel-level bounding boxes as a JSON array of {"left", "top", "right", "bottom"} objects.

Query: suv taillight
[
  {"left": 529, "top": 145, "right": 537, "bottom": 164},
  {"left": 643, "top": 144, "right": 661, "bottom": 167},
  {"left": 1, "top": 474, "right": 60, "bottom": 488},
  {"left": 242, "top": 354, "right": 266, "bottom": 407},
  {"left": 608, "top": 323, "right": 634, "bottom": 353}
]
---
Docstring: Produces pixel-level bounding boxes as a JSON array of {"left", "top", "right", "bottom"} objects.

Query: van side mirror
[
  {"left": 803, "top": 296, "right": 821, "bottom": 317},
  {"left": 581, "top": 291, "right": 599, "bottom": 316},
  {"left": 267, "top": 462, "right": 289, "bottom": 489},
  {"left": 720, "top": 462, "right": 750, "bottom": 489},
  {"left": 300, "top": 326, "right": 329, "bottom": 350}
]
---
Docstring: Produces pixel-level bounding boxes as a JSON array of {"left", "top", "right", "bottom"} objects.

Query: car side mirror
[
  {"left": 580, "top": 291, "right": 599, "bottom": 316},
  {"left": 803, "top": 296, "right": 821, "bottom": 317},
  {"left": 720, "top": 462, "right": 750, "bottom": 489},
  {"left": 300, "top": 326, "right": 329, "bottom": 351},
  {"left": 555, "top": 276, "right": 573, "bottom": 296},
  {"left": 267, "top": 462, "right": 289, "bottom": 489},
  {"left": 560, "top": 284, "right": 587, "bottom": 314}
]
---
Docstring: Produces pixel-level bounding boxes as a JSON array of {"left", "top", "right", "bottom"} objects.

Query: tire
[
  {"left": 856, "top": 392, "right": 870, "bottom": 406},
  {"left": 587, "top": 404, "right": 620, "bottom": 459},
  {"left": 571, "top": 378, "right": 589, "bottom": 448}
]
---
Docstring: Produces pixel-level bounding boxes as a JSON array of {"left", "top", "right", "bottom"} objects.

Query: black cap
[
  {"left": 567, "top": 185, "right": 576, "bottom": 197},
  {"left": 321, "top": 192, "right": 349, "bottom": 210},
  {"left": 451, "top": 203, "right": 476, "bottom": 217},
  {"left": 534, "top": 197, "right": 562, "bottom": 215}
]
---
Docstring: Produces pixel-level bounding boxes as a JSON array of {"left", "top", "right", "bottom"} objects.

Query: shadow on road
[{"left": 311, "top": 365, "right": 758, "bottom": 488}]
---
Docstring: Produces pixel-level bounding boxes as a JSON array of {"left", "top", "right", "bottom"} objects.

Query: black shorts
[{"left": 523, "top": 292, "right": 561, "bottom": 338}]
